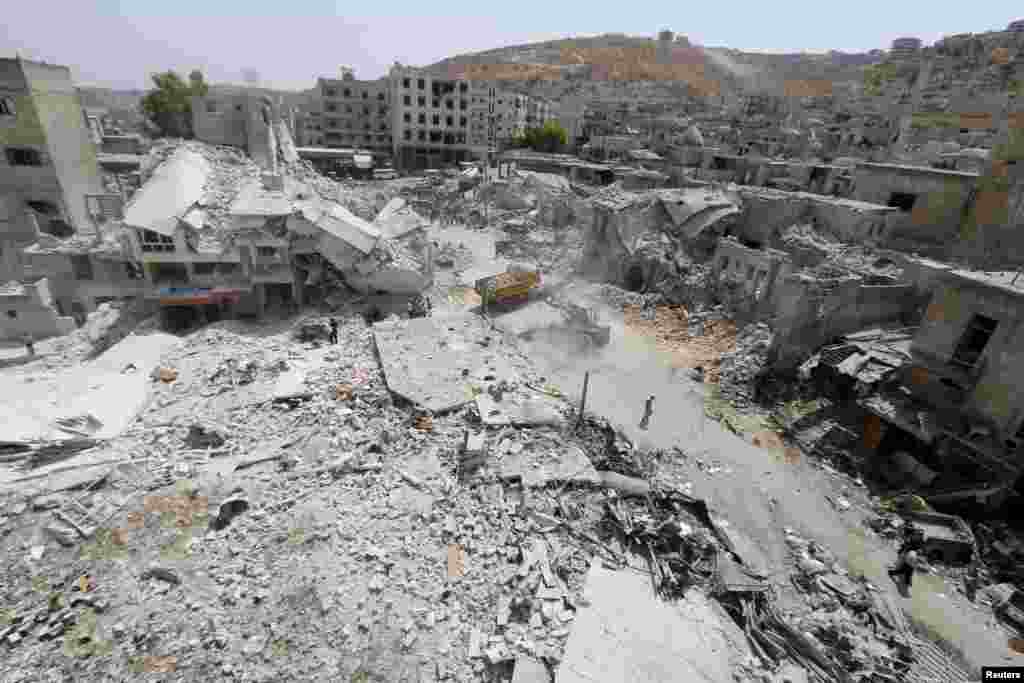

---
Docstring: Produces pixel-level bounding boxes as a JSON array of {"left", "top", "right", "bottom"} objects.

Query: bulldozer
[{"left": 562, "top": 303, "right": 611, "bottom": 348}]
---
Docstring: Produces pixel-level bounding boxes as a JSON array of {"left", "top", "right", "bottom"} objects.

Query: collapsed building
[{"left": 14, "top": 130, "right": 433, "bottom": 333}]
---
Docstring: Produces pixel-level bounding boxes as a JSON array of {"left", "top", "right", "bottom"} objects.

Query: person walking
[
  {"left": 639, "top": 395, "right": 655, "bottom": 430},
  {"left": 328, "top": 317, "right": 339, "bottom": 345},
  {"left": 888, "top": 523, "right": 924, "bottom": 592},
  {"left": 23, "top": 333, "right": 35, "bottom": 357}
]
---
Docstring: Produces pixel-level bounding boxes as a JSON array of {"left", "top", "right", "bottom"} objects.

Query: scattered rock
[
  {"left": 141, "top": 565, "right": 181, "bottom": 586},
  {"left": 210, "top": 497, "right": 250, "bottom": 531}
]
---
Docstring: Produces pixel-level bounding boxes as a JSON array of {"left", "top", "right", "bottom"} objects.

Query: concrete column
[
  {"left": 256, "top": 283, "right": 267, "bottom": 317},
  {"left": 293, "top": 268, "right": 306, "bottom": 307}
]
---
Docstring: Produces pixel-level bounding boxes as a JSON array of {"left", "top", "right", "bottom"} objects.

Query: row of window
[
  {"left": 4, "top": 147, "right": 44, "bottom": 167},
  {"left": 326, "top": 119, "right": 389, "bottom": 131},
  {"left": 205, "top": 101, "right": 245, "bottom": 114},
  {"left": 399, "top": 78, "right": 469, "bottom": 95},
  {"left": 401, "top": 130, "right": 469, "bottom": 144},
  {"left": 400, "top": 96, "right": 469, "bottom": 110},
  {"left": 324, "top": 103, "right": 388, "bottom": 115},
  {"left": 402, "top": 113, "right": 468, "bottom": 127},
  {"left": 323, "top": 88, "right": 386, "bottom": 101},
  {"left": 323, "top": 133, "right": 391, "bottom": 144}
]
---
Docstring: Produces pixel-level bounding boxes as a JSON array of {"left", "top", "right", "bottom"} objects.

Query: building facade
[
  {"left": 0, "top": 58, "right": 104, "bottom": 281},
  {"left": 387, "top": 66, "right": 548, "bottom": 171},
  {"left": 318, "top": 72, "right": 392, "bottom": 160},
  {"left": 902, "top": 269, "right": 1024, "bottom": 457},
  {"left": 191, "top": 90, "right": 281, "bottom": 170}
]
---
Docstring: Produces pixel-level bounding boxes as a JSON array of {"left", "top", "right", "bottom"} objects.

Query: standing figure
[
  {"left": 888, "top": 523, "right": 924, "bottom": 593},
  {"left": 24, "top": 333, "right": 35, "bottom": 357},
  {"left": 639, "top": 395, "right": 655, "bottom": 430},
  {"left": 328, "top": 317, "right": 339, "bottom": 345}
]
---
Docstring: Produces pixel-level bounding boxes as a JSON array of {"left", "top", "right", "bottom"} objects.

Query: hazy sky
[{"left": 1, "top": 1, "right": 1019, "bottom": 91}]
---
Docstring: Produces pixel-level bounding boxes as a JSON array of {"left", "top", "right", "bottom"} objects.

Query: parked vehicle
[{"left": 373, "top": 168, "right": 398, "bottom": 180}]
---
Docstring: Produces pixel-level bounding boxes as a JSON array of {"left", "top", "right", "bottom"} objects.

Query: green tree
[
  {"left": 141, "top": 70, "right": 209, "bottom": 138},
  {"left": 518, "top": 120, "right": 568, "bottom": 153}
]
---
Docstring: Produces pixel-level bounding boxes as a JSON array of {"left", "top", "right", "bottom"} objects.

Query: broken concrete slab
[
  {"left": 373, "top": 313, "right": 519, "bottom": 414},
  {"left": 476, "top": 394, "right": 564, "bottom": 427},
  {"left": 556, "top": 560, "right": 746, "bottom": 683},
  {"left": 498, "top": 444, "right": 600, "bottom": 488},
  {"left": 271, "top": 345, "right": 337, "bottom": 403},
  {"left": 512, "top": 656, "right": 551, "bottom": 683},
  {"left": 0, "top": 332, "right": 183, "bottom": 443}
]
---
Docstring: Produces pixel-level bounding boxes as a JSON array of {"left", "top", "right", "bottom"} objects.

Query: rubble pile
[
  {"left": 143, "top": 140, "right": 262, "bottom": 237},
  {"left": 0, "top": 314, "right": 614, "bottom": 681},
  {"left": 780, "top": 224, "right": 904, "bottom": 281},
  {"left": 773, "top": 528, "right": 972, "bottom": 683},
  {"left": 622, "top": 303, "right": 738, "bottom": 380},
  {"left": 716, "top": 323, "right": 773, "bottom": 410}
]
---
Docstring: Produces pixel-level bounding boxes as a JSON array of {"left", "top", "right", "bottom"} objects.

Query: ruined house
[
  {"left": 0, "top": 57, "right": 106, "bottom": 281},
  {"left": 899, "top": 267, "right": 1024, "bottom": 458},
  {"left": 191, "top": 91, "right": 282, "bottom": 171},
  {"left": 851, "top": 161, "right": 980, "bottom": 258},
  {"left": 0, "top": 278, "right": 76, "bottom": 340},
  {"left": 579, "top": 187, "right": 741, "bottom": 292}
]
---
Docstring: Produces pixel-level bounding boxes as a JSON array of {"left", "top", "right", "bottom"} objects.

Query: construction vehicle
[
  {"left": 474, "top": 265, "right": 541, "bottom": 306},
  {"left": 562, "top": 303, "right": 611, "bottom": 348}
]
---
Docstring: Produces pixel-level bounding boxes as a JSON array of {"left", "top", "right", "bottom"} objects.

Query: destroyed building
[
  {"left": 191, "top": 91, "right": 283, "bottom": 171},
  {"left": 898, "top": 265, "right": 1024, "bottom": 458},
  {"left": 0, "top": 57, "right": 106, "bottom": 280},
  {"left": 0, "top": 277, "right": 75, "bottom": 339}
]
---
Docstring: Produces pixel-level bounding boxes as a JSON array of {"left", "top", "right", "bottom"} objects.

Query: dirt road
[
  {"left": 425, "top": 218, "right": 1019, "bottom": 674},
  {"left": 515, "top": 298, "right": 1020, "bottom": 676}
]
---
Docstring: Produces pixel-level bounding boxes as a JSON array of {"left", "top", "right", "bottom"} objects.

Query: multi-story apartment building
[
  {"left": 0, "top": 57, "right": 105, "bottom": 281},
  {"left": 387, "top": 65, "right": 551, "bottom": 171},
  {"left": 317, "top": 71, "right": 392, "bottom": 160},
  {"left": 292, "top": 66, "right": 558, "bottom": 171},
  {"left": 389, "top": 66, "right": 479, "bottom": 170},
  {"left": 293, "top": 90, "right": 323, "bottom": 147}
]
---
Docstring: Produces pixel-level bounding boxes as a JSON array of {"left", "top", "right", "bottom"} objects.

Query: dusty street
[{"left": 507, "top": 290, "right": 1020, "bottom": 676}]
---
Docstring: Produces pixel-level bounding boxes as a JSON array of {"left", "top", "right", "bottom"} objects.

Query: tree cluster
[
  {"left": 140, "top": 70, "right": 209, "bottom": 139},
  {"left": 510, "top": 120, "right": 569, "bottom": 153}
]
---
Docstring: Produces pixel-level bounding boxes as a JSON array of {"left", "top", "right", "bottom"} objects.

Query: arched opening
[{"left": 624, "top": 264, "right": 645, "bottom": 292}]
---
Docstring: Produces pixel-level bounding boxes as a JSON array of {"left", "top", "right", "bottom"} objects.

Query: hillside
[{"left": 426, "top": 33, "right": 885, "bottom": 99}]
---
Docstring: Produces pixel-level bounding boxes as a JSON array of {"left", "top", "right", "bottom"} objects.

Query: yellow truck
[{"left": 475, "top": 267, "right": 541, "bottom": 305}]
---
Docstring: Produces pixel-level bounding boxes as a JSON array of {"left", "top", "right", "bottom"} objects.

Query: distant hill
[{"left": 425, "top": 33, "right": 887, "bottom": 98}]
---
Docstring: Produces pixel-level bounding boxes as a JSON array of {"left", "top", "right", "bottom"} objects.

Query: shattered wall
[
  {"left": 711, "top": 238, "right": 793, "bottom": 318},
  {"left": 191, "top": 93, "right": 279, "bottom": 170},
  {"left": 0, "top": 59, "right": 103, "bottom": 279},
  {"left": 731, "top": 188, "right": 898, "bottom": 248},
  {"left": 852, "top": 164, "right": 978, "bottom": 255},
  {"left": 0, "top": 277, "right": 76, "bottom": 340},
  {"left": 769, "top": 274, "right": 919, "bottom": 369},
  {"left": 579, "top": 197, "right": 671, "bottom": 289},
  {"left": 18, "top": 60, "right": 105, "bottom": 236},
  {"left": 908, "top": 276, "right": 1024, "bottom": 441}
]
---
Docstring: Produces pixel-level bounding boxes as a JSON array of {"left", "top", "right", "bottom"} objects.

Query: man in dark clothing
[
  {"left": 328, "top": 318, "right": 339, "bottom": 345},
  {"left": 888, "top": 524, "right": 925, "bottom": 590},
  {"left": 639, "top": 395, "right": 655, "bottom": 430}
]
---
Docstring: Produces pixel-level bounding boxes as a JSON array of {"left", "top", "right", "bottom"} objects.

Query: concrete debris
[{"left": 557, "top": 560, "right": 744, "bottom": 683}]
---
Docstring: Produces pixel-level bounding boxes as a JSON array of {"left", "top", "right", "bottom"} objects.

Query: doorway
[
  {"left": 624, "top": 265, "right": 645, "bottom": 292},
  {"left": 887, "top": 192, "right": 918, "bottom": 212},
  {"left": 950, "top": 314, "right": 998, "bottom": 369}
]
